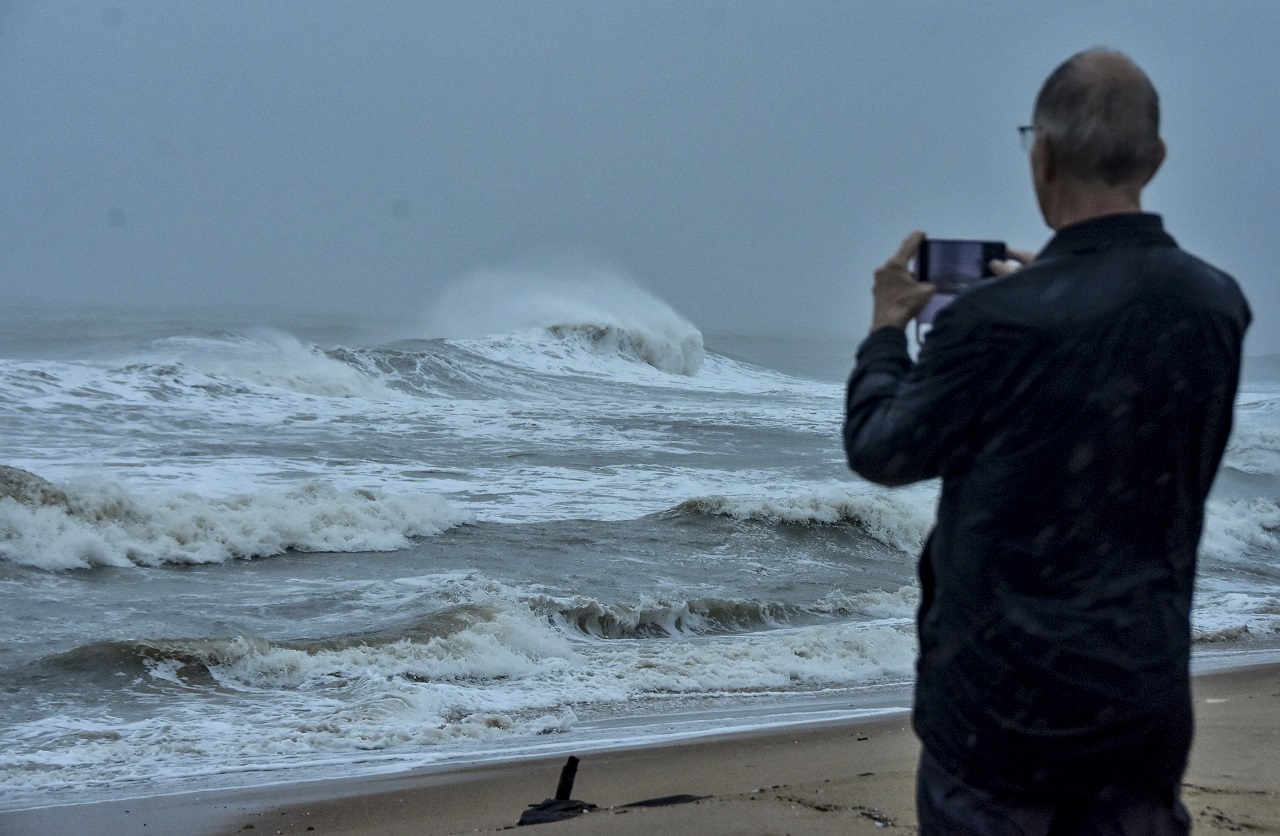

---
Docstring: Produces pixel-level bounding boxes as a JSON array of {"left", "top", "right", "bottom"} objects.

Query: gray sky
[{"left": 2, "top": 1, "right": 1276, "bottom": 353}]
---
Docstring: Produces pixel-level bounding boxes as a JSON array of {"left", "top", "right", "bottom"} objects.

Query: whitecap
[
  {"left": 0, "top": 478, "right": 473, "bottom": 571},
  {"left": 425, "top": 269, "right": 705, "bottom": 376}
]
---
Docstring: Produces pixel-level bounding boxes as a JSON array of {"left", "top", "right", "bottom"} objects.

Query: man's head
[{"left": 1030, "top": 49, "right": 1166, "bottom": 229}]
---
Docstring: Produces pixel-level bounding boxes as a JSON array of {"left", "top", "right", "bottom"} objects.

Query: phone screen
[{"left": 915, "top": 239, "right": 1006, "bottom": 325}]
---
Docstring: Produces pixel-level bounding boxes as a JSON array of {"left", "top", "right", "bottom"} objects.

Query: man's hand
[
  {"left": 988, "top": 247, "right": 1036, "bottom": 277},
  {"left": 871, "top": 231, "right": 935, "bottom": 333}
]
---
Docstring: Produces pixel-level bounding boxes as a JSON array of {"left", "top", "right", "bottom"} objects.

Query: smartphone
[{"left": 915, "top": 238, "right": 1007, "bottom": 325}]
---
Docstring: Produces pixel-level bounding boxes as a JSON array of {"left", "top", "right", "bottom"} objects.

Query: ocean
[{"left": 1, "top": 292, "right": 1278, "bottom": 812}]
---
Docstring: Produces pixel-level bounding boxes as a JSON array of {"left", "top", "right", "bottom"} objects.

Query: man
[{"left": 843, "top": 49, "right": 1250, "bottom": 834}]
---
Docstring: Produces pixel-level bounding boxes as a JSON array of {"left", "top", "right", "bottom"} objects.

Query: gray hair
[{"left": 1033, "top": 48, "right": 1162, "bottom": 186}]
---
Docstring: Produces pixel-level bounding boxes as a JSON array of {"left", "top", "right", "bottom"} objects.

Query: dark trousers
[{"left": 916, "top": 748, "right": 1190, "bottom": 836}]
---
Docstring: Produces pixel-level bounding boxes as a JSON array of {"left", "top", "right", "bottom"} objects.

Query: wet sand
[{"left": 4, "top": 663, "right": 1278, "bottom": 835}]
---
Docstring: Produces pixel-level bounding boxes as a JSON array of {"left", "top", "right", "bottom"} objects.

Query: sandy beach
[{"left": 2, "top": 661, "right": 1275, "bottom": 835}]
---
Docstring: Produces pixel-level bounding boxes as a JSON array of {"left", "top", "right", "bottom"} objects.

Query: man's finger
[
  {"left": 988, "top": 259, "right": 1019, "bottom": 277},
  {"left": 988, "top": 247, "right": 1036, "bottom": 277},
  {"left": 1007, "top": 247, "right": 1036, "bottom": 266},
  {"left": 888, "top": 231, "right": 926, "bottom": 268}
]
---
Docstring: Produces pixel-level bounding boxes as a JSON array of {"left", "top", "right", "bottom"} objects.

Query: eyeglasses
[{"left": 1018, "top": 125, "right": 1037, "bottom": 152}]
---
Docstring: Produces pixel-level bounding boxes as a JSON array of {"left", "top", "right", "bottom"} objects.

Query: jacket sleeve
[{"left": 843, "top": 314, "right": 1004, "bottom": 486}]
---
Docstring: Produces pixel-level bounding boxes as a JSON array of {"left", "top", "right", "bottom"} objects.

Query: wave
[
  {"left": 1, "top": 606, "right": 582, "bottom": 796},
  {"left": 549, "top": 321, "right": 704, "bottom": 377},
  {"left": 0, "top": 324, "right": 822, "bottom": 427},
  {"left": 1192, "top": 578, "right": 1280, "bottom": 644},
  {"left": 666, "top": 489, "right": 1278, "bottom": 563},
  {"left": 1222, "top": 423, "right": 1280, "bottom": 480},
  {"left": 0, "top": 592, "right": 916, "bottom": 800},
  {"left": 140, "top": 330, "right": 387, "bottom": 398},
  {"left": 425, "top": 268, "right": 705, "bottom": 376},
  {"left": 0, "top": 465, "right": 66, "bottom": 506},
  {"left": 526, "top": 586, "right": 918, "bottom": 640},
  {"left": 0, "top": 332, "right": 388, "bottom": 417},
  {"left": 332, "top": 321, "right": 712, "bottom": 398},
  {"left": 14, "top": 595, "right": 919, "bottom": 711},
  {"left": 1201, "top": 498, "right": 1280, "bottom": 566},
  {"left": 457, "top": 323, "right": 704, "bottom": 380},
  {"left": 666, "top": 489, "right": 935, "bottom": 554},
  {"left": 330, "top": 339, "right": 519, "bottom": 398},
  {"left": 0, "top": 473, "right": 473, "bottom": 571},
  {"left": 335, "top": 327, "right": 808, "bottom": 403},
  {"left": 23, "top": 583, "right": 919, "bottom": 697},
  {"left": 30, "top": 604, "right": 575, "bottom": 692}
]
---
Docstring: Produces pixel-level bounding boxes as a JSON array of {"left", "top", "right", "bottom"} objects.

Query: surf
[
  {"left": 425, "top": 267, "right": 705, "bottom": 376},
  {"left": 0, "top": 471, "right": 472, "bottom": 570}
]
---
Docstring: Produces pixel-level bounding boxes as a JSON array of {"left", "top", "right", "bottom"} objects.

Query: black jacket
[{"left": 844, "top": 213, "right": 1250, "bottom": 797}]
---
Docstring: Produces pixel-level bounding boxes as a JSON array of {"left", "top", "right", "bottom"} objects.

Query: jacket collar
[{"left": 1037, "top": 212, "right": 1176, "bottom": 262}]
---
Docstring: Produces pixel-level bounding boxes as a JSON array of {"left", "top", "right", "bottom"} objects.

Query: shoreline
[{"left": 3, "top": 660, "right": 1278, "bottom": 835}]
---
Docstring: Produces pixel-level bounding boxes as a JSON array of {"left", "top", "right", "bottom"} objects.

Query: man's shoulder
[
  {"left": 1140, "top": 244, "right": 1250, "bottom": 322},
  {"left": 1148, "top": 244, "right": 1239, "bottom": 287},
  {"left": 938, "top": 265, "right": 1063, "bottom": 333},
  {"left": 951, "top": 237, "right": 1247, "bottom": 326}
]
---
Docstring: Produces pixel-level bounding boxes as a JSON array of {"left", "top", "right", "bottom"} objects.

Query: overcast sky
[{"left": 2, "top": 1, "right": 1276, "bottom": 353}]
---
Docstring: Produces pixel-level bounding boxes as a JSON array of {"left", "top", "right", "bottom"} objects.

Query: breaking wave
[
  {"left": 1201, "top": 498, "right": 1280, "bottom": 565},
  {"left": 426, "top": 268, "right": 705, "bottom": 376},
  {"left": 666, "top": 489, "right": 936, "bottom": 554},
  {"left": 22, "top": 583, "right": 919, "bottom": 696},
  {"left": 529, "top": 586, "right": 918, "bottom": 640},
  {"left": 0, "top": 475, "right": 473, "bottom": 571},
  {"left": 0, "top": 589, "right": 916, "bottom": 799},
  {"left": 141, "top": 330, "right": 388, "bottom": 398}
]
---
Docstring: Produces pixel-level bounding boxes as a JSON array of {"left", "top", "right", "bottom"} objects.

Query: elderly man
[{"left": 843, "top": 49, "right": 1251, "bottom": 834}]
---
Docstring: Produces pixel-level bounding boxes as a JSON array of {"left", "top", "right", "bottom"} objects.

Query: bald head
[{"left": 1033, "top": 49, "right": 1162, "bottom": 187}]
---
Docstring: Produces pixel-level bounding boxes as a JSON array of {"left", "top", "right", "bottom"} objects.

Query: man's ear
[
  {"left": 1141, "top": 138, "right": 1167, "bottom": 187},
  {"left": 1033, "top": 134, "right": 1055, "bottom": 185}
]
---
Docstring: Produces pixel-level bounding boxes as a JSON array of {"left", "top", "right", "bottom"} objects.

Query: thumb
[{"left": 988, "top": 259, "right": 1019, "bottom": 277}]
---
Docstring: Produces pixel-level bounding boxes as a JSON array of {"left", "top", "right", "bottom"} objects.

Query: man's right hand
[
  {"left": 988, "top": 247, "right": 1037, "bottom": 277},
  {"left": 870, "top": 231, "right": 936, "bottom": 333}
]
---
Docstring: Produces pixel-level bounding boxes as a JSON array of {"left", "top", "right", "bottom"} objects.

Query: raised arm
[{"left": 843, "top": 234, "right": 1008, "bottom": 486}]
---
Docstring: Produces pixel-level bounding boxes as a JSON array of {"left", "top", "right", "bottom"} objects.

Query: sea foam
[
  {"left": 1201, "top": 497, "right": 1280, "bottom": 564},
  {"left": 0, "top": 478, "right": 473, "bottom": 570},
  {"left": 669, "top": 488, "right": 935, "bottom": 554},
  {"left": 0, "top": 601, "right": 913, "bottom": 801},
  {"left": 426, "top": 269, "right": 705, "bottom": 376},
  {"left": 142, "top": 330, "right": 386, "bottom": 398},
  {"left": 531, "top": 586, "right": 918, "bottom": 640}
]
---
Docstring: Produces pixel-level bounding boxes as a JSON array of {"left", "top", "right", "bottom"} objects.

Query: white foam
[
  {"left": 1192, "top": 587, "right": 1280, "bottom": 643},
  {"left": 1223, "top": 426, "right": 1280, "bottom": 478},
  {"left": 0, "top": 596, "right": 916, "bottom": 800},
  {"left": 673, "top": 487, "right": 936, "bottom": 554},
  {"left": 560, "top": 621, "right": 917, "bottom": 703},
  {"left": 1201, "top": 498, "right": 1280, "bottom": 564},
  {"left": 142, "top": 330, "right": 387, "bottom": 398},
  {"left": 427, "top": 269, "right": 705, "bottom": 375},
  {"left": 815, "top": 586, "right": 921, "bottom": 620},
  {"left": 529, "top": 585, "right": 918, "bottom": 640},
  {"left": 0, "top": 480, "right": 473, "bottom": 570}
]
